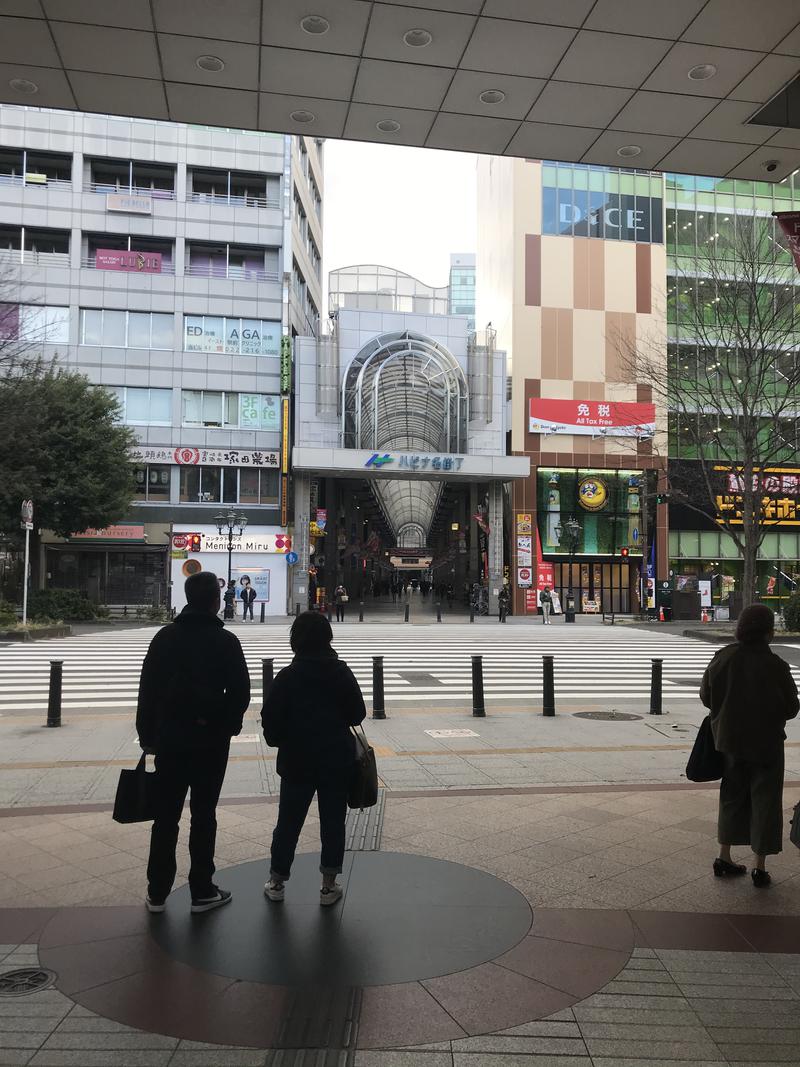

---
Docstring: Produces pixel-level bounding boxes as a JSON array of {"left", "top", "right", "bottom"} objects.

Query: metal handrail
[
  {"left": 0, "top": 248, "right": 70, "bottom": 267},
  {"left": 188, "top": 191, "right": 280, "bottom": 210},
  {"left": 185, "top": 263, "right": 279, "bottom": 282},
  {"left": 0, "top": 174, "right": 72, "bottom": 189},
  {"left": 87, "top": 182, "right": 175, "bottom": 199}
]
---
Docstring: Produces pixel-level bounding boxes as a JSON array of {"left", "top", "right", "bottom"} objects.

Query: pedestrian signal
[
  {"left": 189, "top": 534, "right": 202, "bottom": 553},
  {"left": 620, "top": 546, "right": 630, "bottom": 558}
]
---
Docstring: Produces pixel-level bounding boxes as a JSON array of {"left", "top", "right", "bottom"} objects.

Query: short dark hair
[
  {"left": 290, "top": 610, "right": 333, "bottom": 653},
  {"left": 185, "top": 571, "right": 220, "bottom": 611},
  {"left": 736, "top": 604, "right": 774, "bottom": 643}
]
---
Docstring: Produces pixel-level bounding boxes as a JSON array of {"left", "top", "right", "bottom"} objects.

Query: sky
[{"left": 323, "top": 140, "right": 477, "bottom": 295}]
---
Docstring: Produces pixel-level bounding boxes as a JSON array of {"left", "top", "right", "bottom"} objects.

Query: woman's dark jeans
[{"left": 270, "top": 776, "right": 349, "bottom": 880}]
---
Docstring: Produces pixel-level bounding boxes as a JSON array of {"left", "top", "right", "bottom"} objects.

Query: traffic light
[
  {"left": 189, "top": 533, "right": 202, "bottom": 553},
  {"left": 656, "top": 493, "right": 671, "bottom": 505},
  {"left": 620, "top": 546, "right": 630, "bottom": 558}
]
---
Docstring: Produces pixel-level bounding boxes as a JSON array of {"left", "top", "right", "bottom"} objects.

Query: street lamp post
[
  {"left": 554, "top": 515, "right": 582, "bottom": 623},
  {"left": 215, "top": 510, "right": 248, "bottom": 619}
]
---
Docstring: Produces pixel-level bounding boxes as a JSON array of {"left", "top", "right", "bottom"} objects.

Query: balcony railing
[
  {"left": 185, "top": 262, "right": 280, "bottom": 282},
  {"left": 188, "top": 190, "right": 280, "bottom": 210},
  {"left": 0, "top": 247, "right": 70, "bottom": 267},
  {"left": 0, "top": 173, "right": 72, "bottom": 190},
  {"left": 87, "top": 182, "right": 176, "bottom": 199},
  {"left": 81, "top": 254, "right": 176, "bottom": 275}
]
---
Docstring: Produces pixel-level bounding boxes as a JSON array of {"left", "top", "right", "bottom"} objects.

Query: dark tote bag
[
  {"left": 348, "top": 725, "right": 378, "bottom": 810},
  {"left": 113, "top": 753, "right": 157, "bottom": 823},
  {"left": 686, "top": 716, "right": 725, "bottom": 782}
]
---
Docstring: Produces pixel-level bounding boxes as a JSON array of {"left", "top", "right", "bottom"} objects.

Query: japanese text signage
[
  {"left": 714, "top": 466, "right": 800, "bottom": 526},
  {"left": 106, "top": 193, "right": 152, "bottom": 215},
  {"left": 280, "top": 335, "right": 292, "bottom": 393},
  {"left": 364, "top": 452, "right": 466, "bottom": 472},
  {"left": 198, "top": 533, "right": 291, "bottom": 553},
  {"left": 71, "top": 525, "right": 145, "bottom": 541},
  {"left": 95, "top": 249, "right": 162, "bottom": 274},
  {"left": 530, "top": 399, "right": 656, "bottom": 437},
  {"left": 131, "top": 446, "right": 279, "bottom": 468}
]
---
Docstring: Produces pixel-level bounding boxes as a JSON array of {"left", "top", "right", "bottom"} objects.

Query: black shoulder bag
[
  {"left": 685, "top": 716, "right": 725, "bottom": 782},
  {"left": 348, "top": 725, "right": 378, "bottom": 809},
  {"left": 113, "top": 753, "right": 157, "bottom": 823}
]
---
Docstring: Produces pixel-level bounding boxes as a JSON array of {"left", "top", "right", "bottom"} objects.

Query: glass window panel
[
  {"left": 127, "top": 312, "right": 150, "bottom": 348},
  {"left": 239, "top": 469, "right": 259, "bottom": 503},
  {"left": 679, "top": 531, "right": 700, "bottom": 557},
  {"left": 224, "top": 392, "right": 238, "bottom": 426},
  {"left": 82, "top": 308, "right": 103, "bottom": 345},
  {"left": 201, "top": 392, "right": 223, "bottom": 426},
  {"left": 259, "top": 469, "right": 279, "bottom": 503},
  {"left": 125, "top": 388, "right": 150, "bottom": 423},
  {"left": 240, "top": 318, "right": 262, "bottom": 355},
  {"left": 150, "top": 313, "right": 173, "bottom": 350},
  {"left": 184, "top": 314, "right": 205, "bottom": 352},
  {"left": 45, "top": 306, "right": 70, "bottom": 343},
  {"left": 183, "top": 390, "right": 201, "bottom": 424},
  {"left": 699, "top": 531, "right": 719, "bottom": 557},
  {"left": 239, "top": 392, "right": 261, "bottom": 428},
  {"left": 147, "top": 465, "right": 170, "bottom": 500},
  {"left": 202, "top": 316, "right": 224, "bottom": 353},
  {"left": 180, "top": 466, "right": 200, "bottom": 502},
  {"left": 109, "top": 386, "right": 125, "bottom": 419},
  {"left": 261, "top": 394, "right": 279, "bottom": 431},
  {"left": 102, "top": 309, "right": 126, "bottom": 347},
  {"left": 223, "top": 467, "right": 237, "bottom": 503},
  {"left": 225, "top": 317, "right": 241, "bottom": 354},
  {"left": 134, "top": 466, "right": 147, "bottom": 497},
  {"left": 149, "top": 389, "right": 171, "bottom": 423},
  {"left": 199, "top": 466, "right": 220, "bottom": 501}
]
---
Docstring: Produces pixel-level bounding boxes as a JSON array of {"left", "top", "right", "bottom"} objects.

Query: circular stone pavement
[{"left": 150, "top": 852, "right": 533, "bottom": 986}]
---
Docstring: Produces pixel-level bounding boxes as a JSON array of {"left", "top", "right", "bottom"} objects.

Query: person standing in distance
[
  {"left": 334, "top": 582, "right": 348, "bottom": 622},
  {"left": 137, "top": 571, "right": 251, "bottom": 914},
  {"left": 540, "top": 585, "right": 553, "bottom": 624},
  {"left": 240, "top": 575, "right": 257, "bottom": 622},
  {"left": 262, "top": 611, "right": 366, "bottom": 906}
]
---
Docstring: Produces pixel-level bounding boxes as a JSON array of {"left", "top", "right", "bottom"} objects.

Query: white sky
[{"left": 323, "top": 140, "right": 477, "bottom": 295}]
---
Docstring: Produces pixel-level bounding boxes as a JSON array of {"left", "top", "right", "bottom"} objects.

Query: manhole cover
[
  {"left": 0, "top": 969, "right": 56, "bottom": 997},
  {"left": 573, "top": 711, "right": 643, "bottom": 722}
]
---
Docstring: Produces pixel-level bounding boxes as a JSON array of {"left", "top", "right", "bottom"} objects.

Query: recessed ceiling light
[
  {"left": 300, "top": 14, "right": 330, "bottom": 35},
  {"left": 403, "top": 27, "right": 432, "bottom": 47},
  {"left": 196, "top": 55, "right": 225, "bottom": 72},
  {"left": 9, "top": 77, "right": 38, "bottom": 94},
  {"left": 291, "top": 109, "right": 316, "bottom": 124},
  {"left": 688, "top": 63, "right": 717, "bottom": 81},
  {"left": 376, "top": 119, "right": 401, "bottom": 133},
  {"left": 617, "top": 144, "right": 642, "bottom": 158},
  {"left": 479, "top": 89, "right": 506, "bottom": 105}
]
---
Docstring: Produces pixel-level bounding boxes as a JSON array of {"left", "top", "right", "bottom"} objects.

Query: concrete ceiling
[{"left": 1, "top": 1, "right": 799, "bottom": 180}]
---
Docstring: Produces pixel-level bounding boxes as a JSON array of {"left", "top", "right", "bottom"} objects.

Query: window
[
  {"left": 111, "top": 387, "right": 172, "bottom": 425},
  {"left": 182, "top": 390, "right": 280, "bottom": 430},
  {"left": 134, "top": 465, "right": 171, "bottom": 501},
  {"left": 80, "top": 309, "right": 174, "bottom": 348},
  {"left": 0, "top": 303, "right": 69, "bottom": 344},
  {"left": 183, "top": 314, "right": 280, "bottom": 356},
  {"left": 89, "top": 159, "right": 174, "bottom": 196},
  {"left": 180, "top": 465, "right": 279, "bottom": 504}
]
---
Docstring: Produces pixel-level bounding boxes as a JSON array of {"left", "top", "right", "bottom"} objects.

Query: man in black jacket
[{"left": 137, "top": 571, "right": 250, "bottom": 913}]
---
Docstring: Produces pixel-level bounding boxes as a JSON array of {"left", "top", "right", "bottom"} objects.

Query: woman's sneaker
[
  {"left": 264, "top": 881, "right": 285, "bottom": 902},
  {"left": 190, "top": 886, "right": 232, "bottom": 913},
  {"left": 320, "top": 883, "right": 343, "bottom": 906}
]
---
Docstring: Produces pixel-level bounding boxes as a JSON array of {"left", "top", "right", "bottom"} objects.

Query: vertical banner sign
[
  {"left": 774, "top": 211, "right": 800, "bottom": 273},
  {"left": 280, "top": 335, "right": 292, "bottom": 394},
  {"left": 535, "top": 525, "right": 555, "bottom": 607},
  {"left": 280, "top": 396, "right": 290, "bottom": 528}
]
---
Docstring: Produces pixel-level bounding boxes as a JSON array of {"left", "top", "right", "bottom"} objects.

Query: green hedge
[
  {"left": 28, "top": 589, "right": 98, "bottom": 622},
  {"left": 0, "top": 600, "right": 16, "bottom": 627},
  {"left": 783, "top": 594, "right": 800, "bottom": 633}
]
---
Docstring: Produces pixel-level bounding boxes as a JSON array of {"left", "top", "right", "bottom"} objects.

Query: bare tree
[
  {"left": 616, "top": 215, "right": 800, "bottom": 607},
  {"left": 0, "top": 260, "right": 56, "bottom": 382}
]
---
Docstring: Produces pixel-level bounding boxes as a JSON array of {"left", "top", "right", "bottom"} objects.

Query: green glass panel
[
  {"left": 720, "top": 534, "right": 740, "bottom": 559},
  {"left": 589, "top": 170, "right": 605, "bottom": 191},
  {"left": 760, "top": 533, "right": 780, "bottom": 559},
  {"left": 669, "top": 532, "right": 680, "bottom": 556},
  {"left": 700, "top": 531, "right": 720, "bottom": 557},
  {"left": 542, "top": 165, "right": 557, "bottom": 186},
  {"left": 620, "top": 173, "right": 636, "bottom": 194},
  {"left": 735, "top": 179, "right": 755, "bottom": 196},
  {"left": 573, "top": 169, "right": 588, "bottom": 189},
  {"left": 679, "top": 532, "right": 700, "bottom": 557},
  {"left": 696, "top": 190, "right": 715, "bottom": 207},
  {"left": 715, "top": 192, "right": 735, "bottom": 210},
  {"left": 634, "top": 174, "right": 650, "bottom": 195}
]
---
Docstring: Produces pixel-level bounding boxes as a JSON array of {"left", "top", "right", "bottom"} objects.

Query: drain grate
[
  {"left": 573, "top": 711, "right": 643, "bottom": 722},
  {"left": 345, "top": 788, "right": 385, "bottom": 851},
  {"left": 0, "top": 969, "right": 56, "bottom": 997}
]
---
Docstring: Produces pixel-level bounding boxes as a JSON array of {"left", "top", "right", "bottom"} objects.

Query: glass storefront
[
  {"left": 552, "top": 561, "right": 633, "bottom": 614},
  {"left": 47, "top": 547, "right": 167, "bottom": 605}
]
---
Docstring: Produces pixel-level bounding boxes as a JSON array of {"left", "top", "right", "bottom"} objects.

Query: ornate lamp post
[
  {"left": 554, "top": 514, "right": 582, "bottom": 623},
  {"left": 214, "top": 510, "right": 248, "bottom": 616}
]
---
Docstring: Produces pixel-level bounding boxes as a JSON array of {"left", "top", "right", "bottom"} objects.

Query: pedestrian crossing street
[{"left": 2, "top": 623, "right": 794, "bottom": 714}]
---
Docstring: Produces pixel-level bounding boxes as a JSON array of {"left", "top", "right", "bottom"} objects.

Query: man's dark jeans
[
  {"left": 270, "top": 776, "right": 349, "bottom": 880},
  {"left": 147, "top": 743, "right": 230, "bottom": 900}
]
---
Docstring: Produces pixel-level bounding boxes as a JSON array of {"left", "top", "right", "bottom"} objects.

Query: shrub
[
  {"left": 783, "top": 594, "right": 800, "bottom": 633},
  {"left": 0, "top": 599, "right": 17, "bottom": 627},
  {"left": 28, "top": 589, "right": 97, "bottom": 622}
]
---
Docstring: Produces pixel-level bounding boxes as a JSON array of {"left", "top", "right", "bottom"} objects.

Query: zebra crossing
[{"left": 1, "top": 623, "right": 788, "bottom": 714}]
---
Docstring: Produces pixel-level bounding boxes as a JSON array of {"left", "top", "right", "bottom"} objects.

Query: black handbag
[
  {"left": 686, "top": 716, "right": 725, "bottom": 782},
  {"left": 112, "top": 753, "right": 157, "bottom": 823},
  {"left": 348, "top": 725, "right": 378, "bottom": 810}
]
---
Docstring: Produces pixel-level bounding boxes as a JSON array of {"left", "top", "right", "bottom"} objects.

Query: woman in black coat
[
  {"left": 261, "top": 611, "right": 366, "bottom": 905},
  {"left": 700, "top": 604, "right": 798, "bottom": 887}
]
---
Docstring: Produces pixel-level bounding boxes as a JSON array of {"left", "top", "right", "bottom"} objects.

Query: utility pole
[{"left": 20, "top": 499, "right": 33, "bottom": 626}]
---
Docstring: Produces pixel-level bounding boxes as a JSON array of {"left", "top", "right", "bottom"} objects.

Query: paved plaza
[{"left": 1, "top": 623, "right": 800, "bottom": 1066}]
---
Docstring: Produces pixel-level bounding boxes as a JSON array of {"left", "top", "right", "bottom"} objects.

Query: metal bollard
[
  {"left": 295, "top": 602, "right": 301, "bottom": 617},
  {"left": 436, "top": 602, "right": 442, "bottom": 623},
  {"left": 404, "top": 603, "right": 410, "bottom": 623},
  {"left": 470, "top": 608, "right": 475, "bottom": 624},
  {"left": 46, "top": 660, "right": 63, "bottom": 728},
  {"left": 542, "top": 655, "right": 555, "bottom": 717},
  {"left": 359, "top": 601, "right": 364, "bottom": 622},
  {"left": 472, "top": 654, "right": 486, "bottom": 717},
  {"left": 326, "top": 607, "right": 332, "bottom": 623},
  {"left": 649, "top": 658, "right": 663, "bottom": 716},
  {"left": 262, "top": 657, "right": 274, "bottom": 700},
  {"left": 372, "top": 655, "right": 386, "bottom": 719},
  {"left": 260, "top": 602, "right": 265, "bottom": 623}
]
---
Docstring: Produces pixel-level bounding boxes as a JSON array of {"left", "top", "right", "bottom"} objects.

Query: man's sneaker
[
  {"left": 145, "top": 895, "right": 166, "bottom": 913},
  {"left": 264, "top": 880, "right": 285, "bottom": 902},
  {"left": 320, "top": 883, "right": 343, "bottom": 907},
  {"left": 190, "top": 886, "right": 232, "bottom": 913}
]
